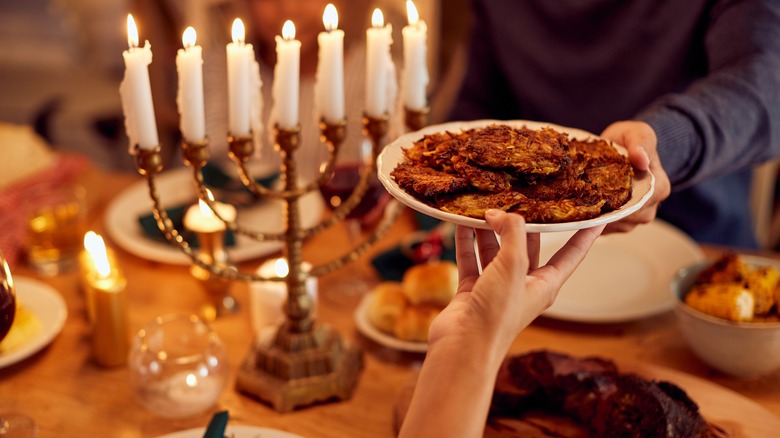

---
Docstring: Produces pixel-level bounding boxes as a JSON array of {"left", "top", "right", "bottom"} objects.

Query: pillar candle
[
  {"left": 249, "top": 258, "right": 317, "bottom": 335},
  {"left": 120, "top": 14, "right": 159, "bottom": 153},
  {"left": 82, "top": 231, "right": 129, "bottom": 367},
  {"left": 402, "top": 0, "right": 429, "bottom": 111},
  {"left": 272, "top": 20, "right": 301, "bottom": 129},
  {"left": 365, "top": 8, "right": 396, "bottom": 117},
  {"left": 227, "top": 18, "right": 253, "bottom": 136},
  {"left": 176, "top": 26, "right": 206, "bottom": 141},
  {"left": 315, "top": 3, "right": 345, "bottom": 122},
  {"left": 184, "top": 197, "right": 237, "bottom": 234}
]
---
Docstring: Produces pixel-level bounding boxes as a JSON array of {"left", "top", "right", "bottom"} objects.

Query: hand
[
  {"left": 600, "top": 121, "right": 671, "bottom": 233},
  {"left": 427, "top": 210, "right": 604, "bottom": 360}
]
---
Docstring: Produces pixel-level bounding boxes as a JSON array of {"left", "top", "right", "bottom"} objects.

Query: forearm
[{"left": 398, "top": 339, "right": 504, "bottom": 438}]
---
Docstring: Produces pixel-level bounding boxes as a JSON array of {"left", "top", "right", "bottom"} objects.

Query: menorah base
[{"left": 236, "top": 323, "right": 363, "bottom": 412}]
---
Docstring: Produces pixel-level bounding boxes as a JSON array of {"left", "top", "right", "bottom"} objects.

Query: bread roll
[
  {"left": 368, "top": 282, "right": 408, "bottom": 334},
  {"left": 402, "top": 261, "right": 458, "bottom": 306},
  {"left": 394, "top": 305, "right": 440, "bottom": 342},
  {"left": 0, "top": 122, "right": 54, "bottom": 188}
]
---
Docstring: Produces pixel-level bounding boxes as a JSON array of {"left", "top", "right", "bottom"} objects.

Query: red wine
[
  {"left": 0, "top": 288, "right": 15, "bottom": 343},
  {"left": 319, "top": 163, "right": 385, "bottom": 220}
]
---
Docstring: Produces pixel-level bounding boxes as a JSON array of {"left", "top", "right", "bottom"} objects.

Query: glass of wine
[
  {"left": 318, "top": 139, "right": 388, "bottom": 300},
  {"left": 0, "top": 252, "right": 39, "bottom": 437}
]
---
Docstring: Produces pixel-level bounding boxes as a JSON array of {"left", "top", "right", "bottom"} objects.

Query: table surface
[{"left": 1, "top": 166, "right": 779, "bottom": 438}]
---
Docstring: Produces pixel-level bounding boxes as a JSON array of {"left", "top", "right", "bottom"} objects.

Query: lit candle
[
  {"left": 151, "top": 371, "right": 225, "bottom": 414},
  {"left": 249, "top": 258, "right": 317, "bottom": 335},
  {"left": 183, "top": 192, "right": 238, "bottom": 234},
  {"left": 120, "top": 14, "right": 159, "bottom": 153},
  {"left": 176, "top": 26, "right": 206, "bottom": 141},
  {"left": 314, "top": 4, "right": 345, "bottom": 122},
  {"left": 272, "top": 20, "right": 301, "bottom": 129},
  {"left": 83, "top": 231, "right": 129, "bottom": 367},
  {"left": 402, "top": 1, "right": 428, "bottom": 111},
  {"left": 227, "top": 18, "right": 254, "bottom": 136},
  {"left": 365, "top": 8, "right": 397, "bottom": 117}
]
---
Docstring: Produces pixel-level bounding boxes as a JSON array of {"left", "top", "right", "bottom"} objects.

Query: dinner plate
[
  {"left": 541, "top": 220, "right": 704, "bottom": 323},
  {"left": 105, "top": 167, "right": 325, "bottom": 265},
  {"left": 157, "top": 425, "right": 303, "bottom": 438},
  {"left": 377, "top": 119, "right": 655, "bottom": 232},
  {"left": 354, "top": 293, "right": 428, "bottom": 353},
  {"left": 0, "top": 277, "right": 67, "bottom": 368}
]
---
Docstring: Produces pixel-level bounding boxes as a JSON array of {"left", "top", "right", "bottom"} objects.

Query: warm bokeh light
[
  {"left": 232, "top": 18, "right": 245, "bottom": 44},
  {"left": 406, "top": 0, "right": 419, "bottom": 26},
  {"left": 282, "top": 20, "right": 296, "bottom": 40},
  {"left": 274, "top": 258, "right": 289, "bottom": 278},
  {"left": 182, "top": 26, "right": 197, "bottom": 49},
  {"left": 84, "top": 231, "right": 111, "bottom": 278},
  {"left": 198, "top": 199, "right": 215, "bottom": 218},
  {"left": 323, "top": 3, "right": 339, "bottom": 31},
  {"left": 127, "top": 14, "right": 139, "bottom": 49},
  {"left": 371, "top": 8, "right": 384, "bottom": 28}
]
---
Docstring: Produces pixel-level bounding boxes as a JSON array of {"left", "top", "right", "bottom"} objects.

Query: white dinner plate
[
  {"left": 354, "top": 293, "right": 428, "bottom": 353},
  {"left": 105, "top": 167, "right": 325, "bottom": 265},
  {"left": 157, "top": 425, "right": 302, "bottom": 438},
  {"left": 377, "top": 119, "right": 655, "bottom": 232},
  {"left": 541, "top": 220, "right": 705, "bottom": 323},
  {"left": 0, "top": 277, "right": 67, "bottom": 368}
]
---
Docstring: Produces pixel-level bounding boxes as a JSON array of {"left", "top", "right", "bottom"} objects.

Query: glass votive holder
[{"left": 128, "top": 314, "right": 229, "bottom": 419}]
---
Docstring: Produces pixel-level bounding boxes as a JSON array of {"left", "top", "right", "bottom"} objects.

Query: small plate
[
  {"left": 157, "top": 425, "right": 303, "bottom": 438},
  {"left": 354, "top": 293, "right": 428, "bottom": 353},
  {"left": 0, "top": 277, "right": 67, "bottom": 368},
  {"left": 105, "top": 167, "right": 325, "bottom": 265},
  {"left": 541, "top": 220, "right": 704, "bottom": 323},
  {"left": 377, "top": 119, "right": 654, "bottom": 232}
]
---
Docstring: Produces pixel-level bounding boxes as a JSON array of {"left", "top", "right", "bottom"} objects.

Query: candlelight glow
[
  {"left": 182, "top": 26, "right": 197, "bottom": 49},
  {"left": 127, "top": 14, "right": 139, "bottom": 49},
  {"left": 282, "top": 20, "right": 296, "bottom": 40},
  {"left": 274, "top": 258, "right": 289, "bottom": 278},
  {"left": 198, "top": 199, "right": 215, "bottom": 218},
  {"left": 185, "top": 373, "right": 198, "bottom": 387},
  {"left": 406, "top": 0, "right": 419, "bottom": 26},
  {"left": 323, "top": 3, "right": 338, "bottom": 31},
  {"left": 84, "top": 231, "right": 112, "bottom": 278},
  {"left": 371, "top": 8, "right": 384, "bottom": 28},
  {"left": 232, "top": 18, "right": 245, "bottom": 44}
]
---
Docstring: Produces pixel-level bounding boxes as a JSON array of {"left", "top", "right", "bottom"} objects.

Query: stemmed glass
[{"left": 0, "top": 252, "right": 39, "bottom": 437}]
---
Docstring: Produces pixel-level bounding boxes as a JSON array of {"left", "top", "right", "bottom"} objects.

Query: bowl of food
[{"left": 671, "top": 253, "right": 780, "bottom": 378}]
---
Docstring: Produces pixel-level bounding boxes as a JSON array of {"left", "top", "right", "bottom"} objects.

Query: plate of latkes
[{"left": 377, "top": 120, "right": 655, "bottom": 232}]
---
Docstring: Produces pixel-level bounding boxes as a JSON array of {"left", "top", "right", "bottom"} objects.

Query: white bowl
[{"left": 671, "top": 256, "right": 780, "bottom": 378}]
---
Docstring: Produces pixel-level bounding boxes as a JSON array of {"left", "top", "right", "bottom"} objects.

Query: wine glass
[
  {"left": 0, "top": 252, "right": 40, "bottom": 437},
  {"left": 318, "top": 139, "right": 388, "bottom": 300}
]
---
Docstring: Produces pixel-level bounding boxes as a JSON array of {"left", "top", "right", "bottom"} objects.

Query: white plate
[
  {"left": 541, "top": 220, "right": 705, "bottom": 323},
  {"left": 0, "top": 277, "right": 67, "bottom": 368},
  {"left": 354, "top": 293, "right": 428, "bottom": 353},
  {"left": 377, "top": 119, "right": 655, "bottom": 232},
  {"left": 105, "top": 168, "right": 325, "bottom": 265},
  {"left": 158, "top": 425, "right": 302, "bottom": 438}
]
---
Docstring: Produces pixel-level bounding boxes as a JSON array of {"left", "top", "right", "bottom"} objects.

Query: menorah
[{"left": 133, "top": 107, "right": 428, "bottom": 412}]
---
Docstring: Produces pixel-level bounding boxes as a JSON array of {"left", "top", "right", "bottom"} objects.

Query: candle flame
[
  {"left": 127, "top": 14, "right": 139, "bottom": 49},
  {"left": 185, "top": 373, "right": 198, "bottom": 387},
  {"left": 232, "top": 18, "right": 245, "bottom": 44},
  {"left": 323, "top": 4, "right": 338, "bottom": 31},
  {"left": 406, "top": 0, "right": 419, "bottom": 26},
  {"left": 282, "top": 20, "right": 296, "bottom": 40},
  {"left": 371, "top": 8, "right": 385, "bottom": 28},
  {"left": 198, "top": 199, "right": 215, "bottom": 218},
  {"left": 274, "top": 258, "right": 289, "bottom": 278},
  {"left": 182, "top": 26, "right": 197, "bottom": 49},
  {"left": 84, "top": 231, "right": 112, "bottom": 278}
]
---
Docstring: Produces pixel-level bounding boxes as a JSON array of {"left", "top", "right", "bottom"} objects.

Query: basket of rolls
[{"left": 358, "top": 260, "right": 457, "bottom": 349}]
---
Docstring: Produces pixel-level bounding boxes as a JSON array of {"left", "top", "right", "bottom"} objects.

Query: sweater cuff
[{"left": 635, "top": 108, "right": 701, "bottom": 187}]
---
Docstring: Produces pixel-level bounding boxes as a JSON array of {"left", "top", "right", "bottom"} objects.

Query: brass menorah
[{"left": 133, "top": 107, "right": 428, "bottom": 412}]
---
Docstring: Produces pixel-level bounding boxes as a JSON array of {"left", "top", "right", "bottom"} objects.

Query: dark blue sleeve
[{"left": 636, "top": 0, "right": 780, "bottom": 189}]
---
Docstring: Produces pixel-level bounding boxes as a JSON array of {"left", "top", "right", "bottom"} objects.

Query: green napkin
[{"left": 203, "top": 410, "right": 229, "bottom": 438}]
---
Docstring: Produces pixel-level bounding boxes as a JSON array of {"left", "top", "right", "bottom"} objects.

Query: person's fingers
[
  {"left": 475, "top": 228, "right": 500, "bottom": 270},
  {"left": 533, "top": 224, "right": 604, "bottom": 292},
  {"left": 527, "top": 233, "right": 540, "bottom": 271},
  {"left": 485, "top": 210, "right": 528, "bottom": 274},
  {"left": 601, "top": 121, "right": 655, "bottom": 171},
  {"left": 454, "top": 225, "right": 479, "bottom": 292}
]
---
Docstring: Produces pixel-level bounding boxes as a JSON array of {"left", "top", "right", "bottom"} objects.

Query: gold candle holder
[
  {"left": 190, "top": 230, "right": 237, "bottom": 321},
  {"left": 404, "top": 106, "right": 430, "bottom": 133}
]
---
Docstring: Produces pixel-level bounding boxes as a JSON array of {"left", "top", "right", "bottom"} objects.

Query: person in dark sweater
[{"left": 451, "top": 0, "right": 780, "bottom": 248}]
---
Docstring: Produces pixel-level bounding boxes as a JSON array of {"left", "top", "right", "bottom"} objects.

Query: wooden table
[{"left": 1, "top": 166, "right": 779, "bottom": 437}]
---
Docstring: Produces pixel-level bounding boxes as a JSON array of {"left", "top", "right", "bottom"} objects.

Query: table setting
[{"left": 1, "top": 2, "right": 780, "bottom": 437}]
